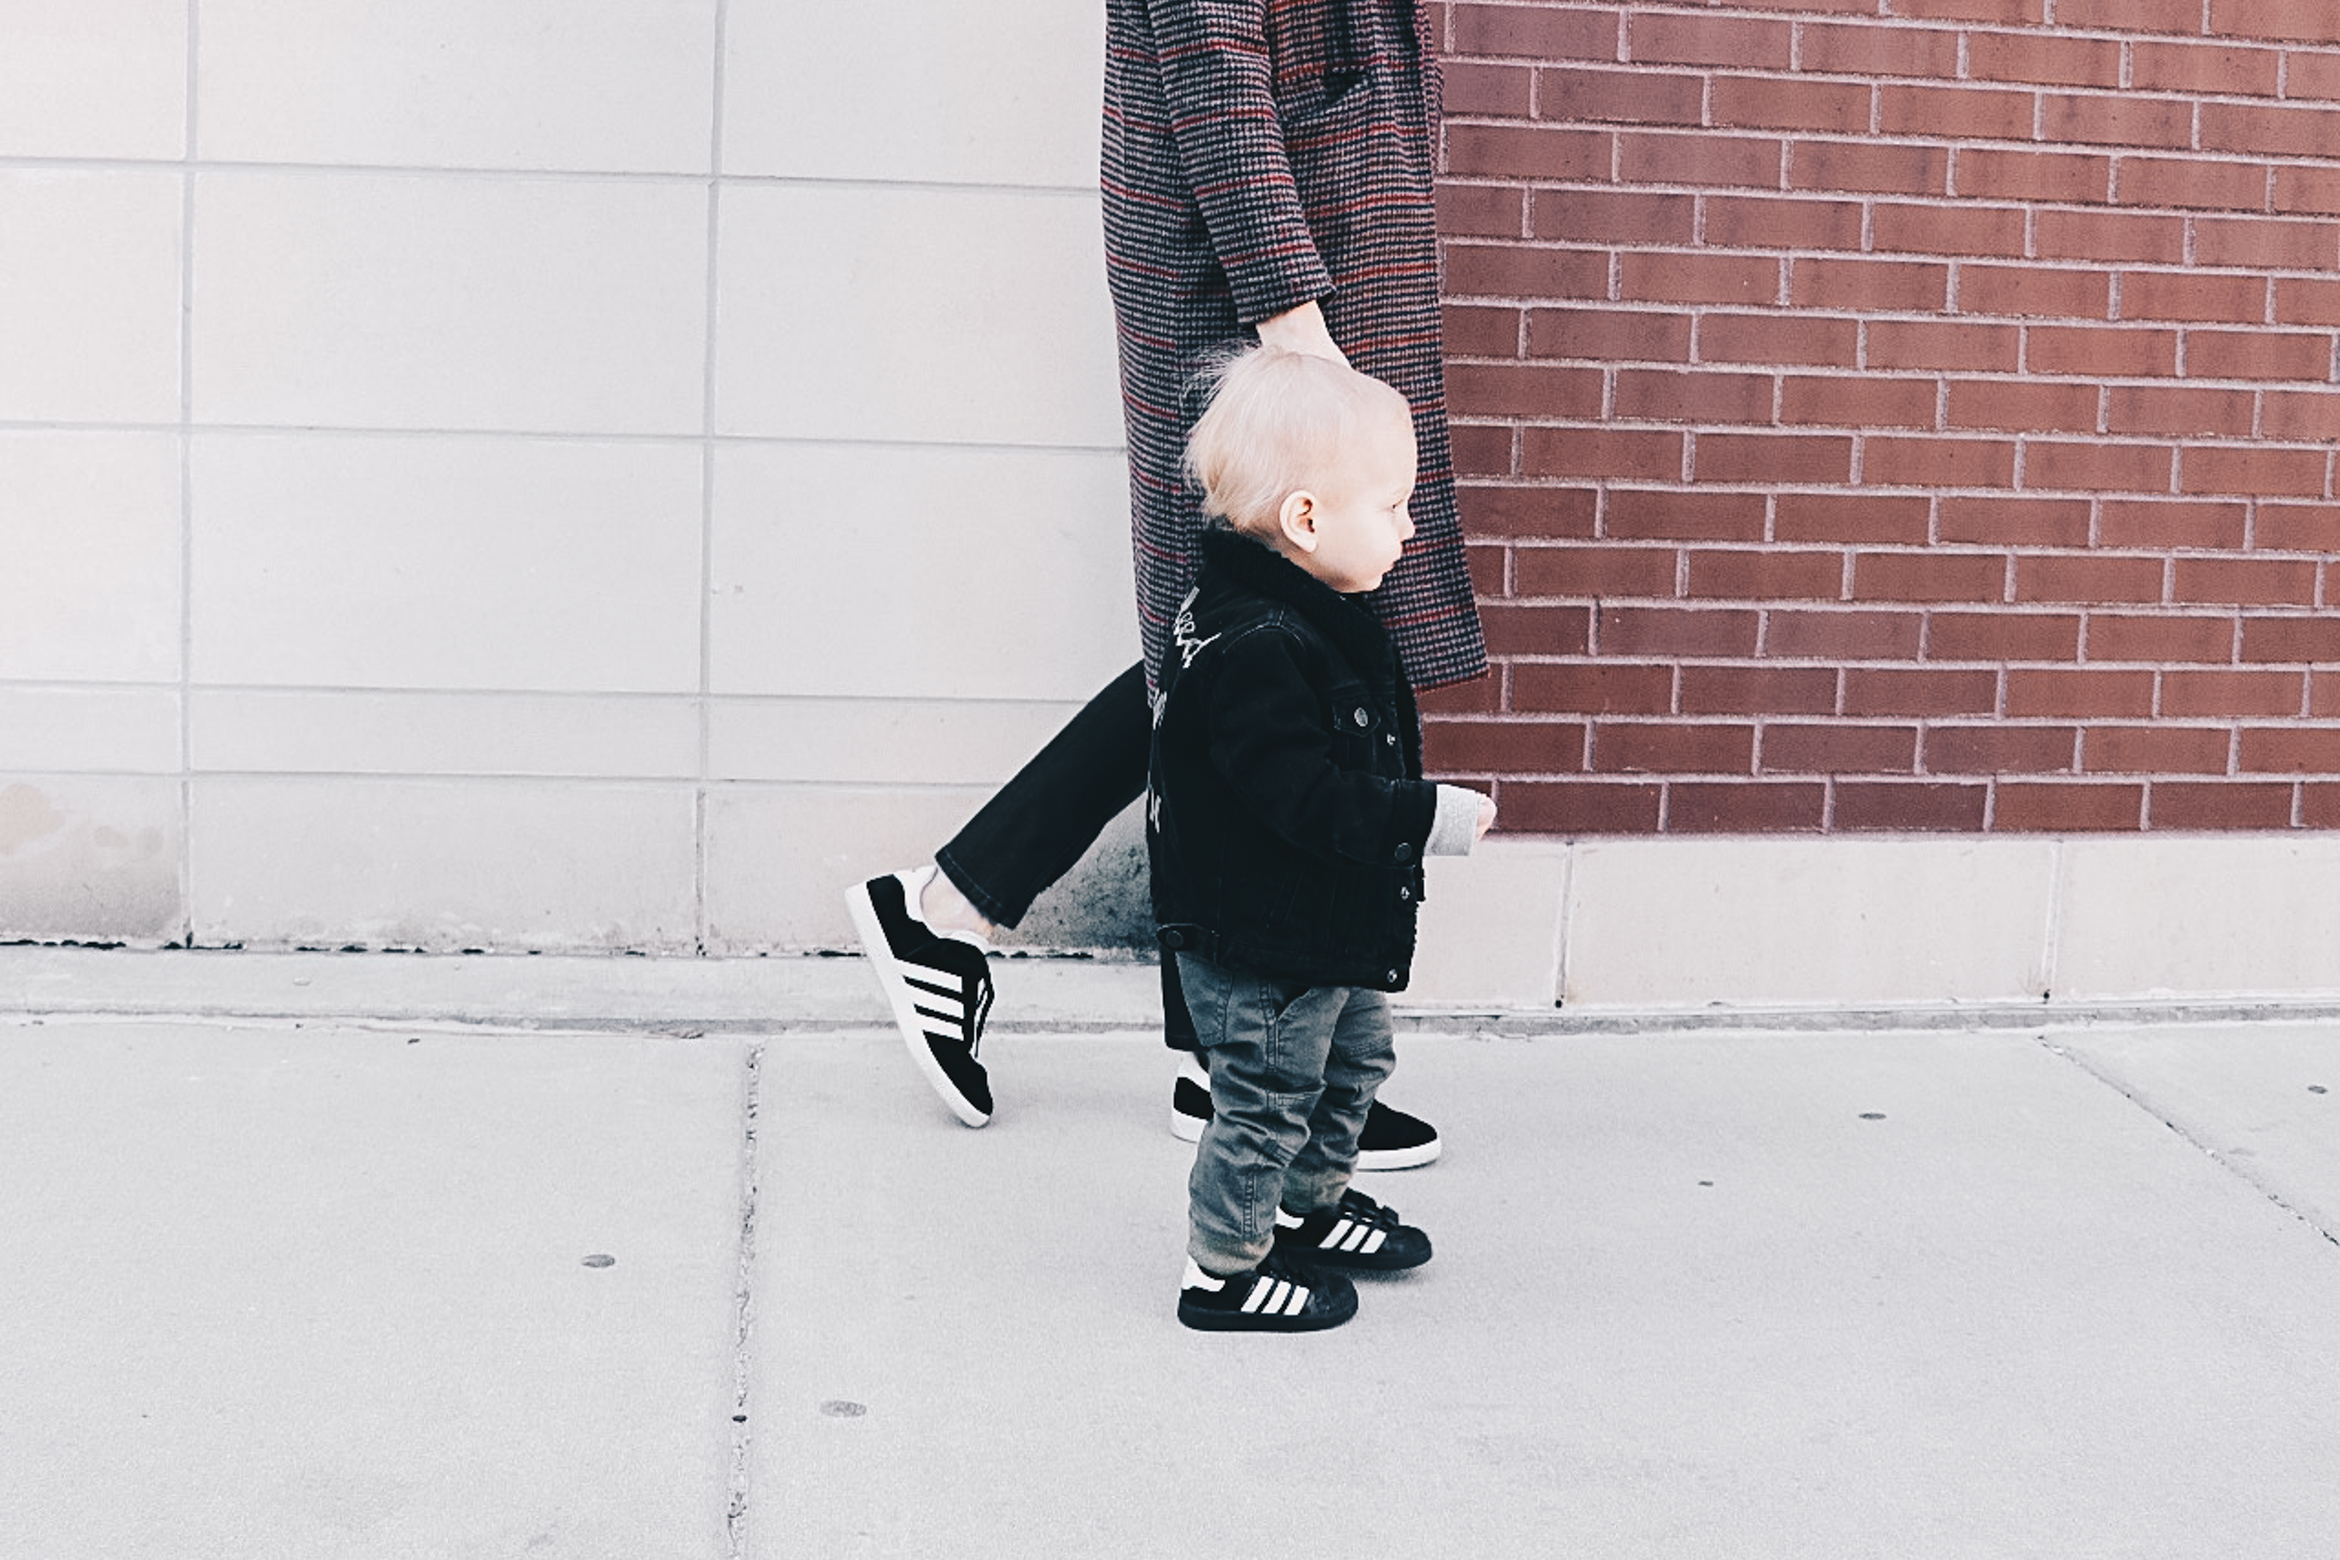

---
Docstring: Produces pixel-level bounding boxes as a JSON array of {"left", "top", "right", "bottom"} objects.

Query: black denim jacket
[{"left": 1148, "top": 528, "right": 1437, "bottom": 992}]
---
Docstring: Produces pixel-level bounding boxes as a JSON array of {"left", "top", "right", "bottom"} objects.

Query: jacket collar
[{"left": 1201, "top": 527, "right": 1398, "bottom": 691}]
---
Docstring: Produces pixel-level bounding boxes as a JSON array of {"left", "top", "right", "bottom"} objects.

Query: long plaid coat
[{"left": 1102, "top": 0, "right": 1487, "bottom": 691}]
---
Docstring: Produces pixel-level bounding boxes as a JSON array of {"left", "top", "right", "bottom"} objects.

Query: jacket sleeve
[
  {"left": 1201, "top": 628, "right": 1437, "bottom": 868},
  {"left": 1145, "top": 0, "right": 1336, "bottom": 326}
]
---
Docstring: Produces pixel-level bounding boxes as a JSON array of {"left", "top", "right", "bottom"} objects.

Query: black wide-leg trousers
[{"left": 932, "top": 662, "right": 1197, "bottom": 1050}]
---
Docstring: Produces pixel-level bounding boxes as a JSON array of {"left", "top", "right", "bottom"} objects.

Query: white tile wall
[
  {"left": 197, "top": 0, "right": 718, "bottom": 174},
  {"left": 0, "top": 0, "right": 186, "bottom": 160},
  {"left": 712, "top": 182, "right": 1120, "bottom": 446},
  {"left": 1561, "top": 837, "right": 2059, "bottom": 1009},
  {"left": 2055, "top": 836, "right": 2340, "bottom": 1001},
  {"left": 189, "top": 433, "right": 705, "bottom": 692},
  {"left": 709, "top": 698, "right": 1088, "bottom": 786},
  {"left": 722, "top": 0, "right": 1101, "bottom": 187},
  {"left": 0, "top": 171, "right": 183, "bottom": 423},
  {"left": 0, "top": 776, "right": 182, "bottom": 942},
  {"left": 192, "top": 691, "right": 698, "bottom": 779},
  {"left": 192, "top": 172, "right": 709, "bottom": 434},
  {"left": 1408, "top": 840, "right": 1570, "bottom": 1008},
  {"left": 703, "top": 784, "right": 989, "bottom": 952},
  {"left": 710, "top": 442, "right": 1137, "bottom": 702},
  {"left": 0, "top": 433, "right": 182, "bottom": 683},
  {"left": 191, "top": 779, "right": 698, "bottom": 951},
  {"left": 0, "top": 689, "right": 180, "bottom": 774}
]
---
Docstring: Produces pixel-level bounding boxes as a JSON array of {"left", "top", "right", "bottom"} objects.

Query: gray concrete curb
[{"left": 9, "top": 943, "right": 2340, "bottom": 1038}]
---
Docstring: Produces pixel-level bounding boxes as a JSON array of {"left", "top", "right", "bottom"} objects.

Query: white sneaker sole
[
  {"left": 845, "top": 875, "right": 990, "bottom": 1129},
  {"left": 1170, "top": 1104, "right": 1444, "bottom": 1170}
]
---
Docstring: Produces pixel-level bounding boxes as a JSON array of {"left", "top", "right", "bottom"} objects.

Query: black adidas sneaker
[
  {"left": 1177, "top": 1253, "right": 1358, "bottom": 1333},
  {"left": 1273, "top": 1188, "right": 1431, "bottom": 1272},
  {"left": 845, "top": 867, "right": 995, "bottom": 1128},
  {"left": 1170, "top": 1056, "right": 1443, "bottom": 1170}
]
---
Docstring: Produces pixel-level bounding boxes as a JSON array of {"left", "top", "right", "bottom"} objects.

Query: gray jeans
[{"left": 1177, "top": 951, "right": 1397, "bottom": 1275}]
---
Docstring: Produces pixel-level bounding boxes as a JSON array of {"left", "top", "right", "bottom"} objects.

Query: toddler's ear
[{"left": 1277, "top": 488, "right": 1320, "bottom": 554}]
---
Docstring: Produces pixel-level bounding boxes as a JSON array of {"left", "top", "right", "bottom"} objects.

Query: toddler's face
[{"left": 1290, "top": 409, "right": 1418, "bottom": 594}]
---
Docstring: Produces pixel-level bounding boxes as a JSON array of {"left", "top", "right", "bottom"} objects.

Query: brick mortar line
[
  {"left": 1441, "top": 246, "right": 2340, "bottom": 285},
  {"left": 1442, "top": 80, "right": 2340, "bottom": 114},
  {"left": 1441, "top": 116, "right": 2340, "bottom": 153}
]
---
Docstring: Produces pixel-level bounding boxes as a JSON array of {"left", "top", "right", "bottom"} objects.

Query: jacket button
[
  {"left": 1384, "top": 732, "right": 1396, "bottom": 746},
  {"left": 1160, "top": 929, "right": 1185, "bottom": 951},
  {"left": 1386, "top": 969, "right": 1401, "bottom": 985},
  {"left": 1352, "top": 708, "right": 1369, "bottom": 727},
  {"left": 1398, "top": 886, "right": 1412, "bottom": 902},
  {"left": 1392, "top": 842, "right": 1415, "bottom": 864}
]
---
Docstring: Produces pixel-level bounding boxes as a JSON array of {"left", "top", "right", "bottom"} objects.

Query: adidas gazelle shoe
[{"left": 845, "top": 866, "right": 995, "bottom": 1128}]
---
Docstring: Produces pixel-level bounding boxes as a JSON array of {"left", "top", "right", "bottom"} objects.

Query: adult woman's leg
[
  {"left": 846, "top": 663, "right": 1150, "bottom": 1129},
  {"left": 932, "top": 662, "right": 1150, "bottom": 931}
]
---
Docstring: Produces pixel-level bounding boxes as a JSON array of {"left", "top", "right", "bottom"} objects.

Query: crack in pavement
[
  {"left": 727, "top": 1043, "right": 764, "bottom": 1558},
  {"left": 2040, "top": 1034, "right": 2340, "bottom": 1253}
]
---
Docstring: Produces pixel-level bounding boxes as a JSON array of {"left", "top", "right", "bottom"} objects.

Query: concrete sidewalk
[{"left": 6, "top": 950, "right": 2340, "bottom": 1557}]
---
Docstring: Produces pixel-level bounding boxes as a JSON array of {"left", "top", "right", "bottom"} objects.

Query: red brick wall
[{"left": 1424, "top": 0, "right": 2340, "bottom": 834}]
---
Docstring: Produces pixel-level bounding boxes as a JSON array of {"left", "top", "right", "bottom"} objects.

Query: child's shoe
[
  {"left": 1273, "top": 1188, "right": 1431, "bottom": 1272},
  {"left": 1170, "top": 1054, "right": 1444, "bottom": 1170},
  {"left": 845, "top": 866, "right": 995, "bottom": 1127},
  {"left": 1177, "top": 1253, "right": 1358, "bottom": 1333}
]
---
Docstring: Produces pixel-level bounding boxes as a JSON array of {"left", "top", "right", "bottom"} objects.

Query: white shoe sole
[
  {"left": 1356, "top": 1138, "right": 1441, "bottom": 1172},
  {"left": 845, "top": 875, "right": 990, "bottom": 1129},
  {"left": 1171, "top": 1104, "right": 1443, "bottom": 1169}
]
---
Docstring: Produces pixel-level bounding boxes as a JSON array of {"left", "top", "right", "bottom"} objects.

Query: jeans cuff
[
  {"left": 931, "top": 847, "right": 1021, "bottom": 931},
  {"left": 1281, "top": 1169, "right": 1352, "bottom": 1217},
  {"left": 1188, "top": 1225, "right": 1271, "bottom": 1276}
]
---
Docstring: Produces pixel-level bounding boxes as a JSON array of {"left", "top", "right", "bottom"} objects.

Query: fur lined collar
[{"left": 1200, "top": 527, "right": 1399, "bottom": 692}]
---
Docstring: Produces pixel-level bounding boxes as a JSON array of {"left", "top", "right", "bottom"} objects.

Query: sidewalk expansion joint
[
  {"left": 726, "top": 1042, "right": 763, "bottom": 1559},
  {"left": 2043, "top": 1036, "right": 2340, "bottom": 1255}
]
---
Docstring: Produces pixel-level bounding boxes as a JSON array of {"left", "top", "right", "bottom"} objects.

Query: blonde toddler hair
[{"left": 1184, "top": 347, "right": 1414, "bottom": 539}]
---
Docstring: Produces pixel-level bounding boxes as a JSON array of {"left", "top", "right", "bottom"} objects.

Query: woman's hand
[
  {"left": 1474, "top": 794, "right": 1498, "bottom": 841},
  {"left": 1255, "top": 300, "right": 1350, "bottom": 366}
]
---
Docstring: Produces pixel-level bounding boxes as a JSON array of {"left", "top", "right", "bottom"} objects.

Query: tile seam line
[
  {"left": 2, "top": 684, "right": 1101, "bottom": 712},
  {"left": 68, "top": 426, "right": 1125, "bottom": 455},
  {"left": 697, "top": 0, "right": 730, "bottom": 962},
  {"left": 0, "top": 158, "right": 1098, "bottom": 197},
  {"left": 176, "top": 0, "right": 201, "bottom": 951},
  {"left": 105, "top": 774, "right": 1066, "bottom": 790},
  {"left": 165, "top": 686, "right": 1101, "bottom": 708},
  {"left": 2042, "top": 1034, "right": 2340, "bottom": 1252}
]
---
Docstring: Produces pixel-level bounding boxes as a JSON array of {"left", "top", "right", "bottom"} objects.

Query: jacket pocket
[{"left": 1325, "top": 680, "right": 1385, "bottom": 771}]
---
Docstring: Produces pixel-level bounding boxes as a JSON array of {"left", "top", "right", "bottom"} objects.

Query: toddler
[{"left": 1152, "top": 347, "right": 1494, "bottom": 1333}]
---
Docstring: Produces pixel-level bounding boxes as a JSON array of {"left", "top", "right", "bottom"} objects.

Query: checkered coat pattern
[{"left": 1103, "top": 0, "right": 1487, "bottom": 691}]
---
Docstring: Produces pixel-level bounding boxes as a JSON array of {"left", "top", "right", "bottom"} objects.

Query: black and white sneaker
[
  {"left": 1177, "top": 1253, "right": 1357, "bottom": 1333},
  {"left": 1273, "top": 1189, "right": 1432, "bottom": 1272},
  {"left": 1170, "top": 1055, "right": 1443, "bottom": 1171},
  {"left": 845, "top": 866, "right": 995, "bottom": 1128}
]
